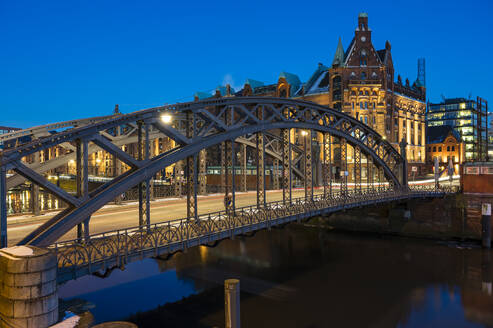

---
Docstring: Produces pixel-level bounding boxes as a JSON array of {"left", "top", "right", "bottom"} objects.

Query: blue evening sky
[{"left": 1, "top": 0, "right": 491, "bottom": 128}]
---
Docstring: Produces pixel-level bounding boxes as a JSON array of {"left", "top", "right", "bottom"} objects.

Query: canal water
[{"left": 58, "top": 224, "right": 493, "bottom": 327}]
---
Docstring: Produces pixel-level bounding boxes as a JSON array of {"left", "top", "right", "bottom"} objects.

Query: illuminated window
[{"left": 460, "top": 103, "right": 466, "bottom": 109}]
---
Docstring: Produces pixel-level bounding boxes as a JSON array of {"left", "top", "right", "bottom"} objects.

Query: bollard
[
  {"left": 224, "top": 279, "right": 240, "bottom": 328},
  {"left": 482, "top": 203, "right": 491, "bottom": 249}
]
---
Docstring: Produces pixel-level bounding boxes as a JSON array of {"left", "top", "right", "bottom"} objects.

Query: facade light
[
  {"left": 161, "top": 114, "right": 172, "bottom": 124},
  {"left": 301, "top": 130, "right": 308, "bottom": 136}
]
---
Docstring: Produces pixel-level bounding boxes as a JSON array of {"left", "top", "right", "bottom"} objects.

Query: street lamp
[
  {"left": 161, "top": 113, "right": 172, "bottom": 124},
  {"left": 301, "top": 130, "right": 308, "bottom": 137}
]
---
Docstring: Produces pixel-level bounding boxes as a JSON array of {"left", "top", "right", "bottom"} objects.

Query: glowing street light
[
  {"left": 301, "top": 130, "right": 308, "bottom": 137},
  {"left": 161, "top": 113, "right": 172, "bottom": 124}
]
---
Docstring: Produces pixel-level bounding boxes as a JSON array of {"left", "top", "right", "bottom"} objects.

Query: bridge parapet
[{"left": 49, "top": 188, "right": 450, "bottom": 283}]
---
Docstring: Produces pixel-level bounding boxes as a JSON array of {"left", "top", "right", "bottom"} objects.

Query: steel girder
[{"left": 2, "top": 97, "right": 404, "bottom": 246}]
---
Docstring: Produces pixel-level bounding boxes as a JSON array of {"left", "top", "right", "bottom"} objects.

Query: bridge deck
[{"left": 51, "top": 187, "right": 449, "bottom": 283}]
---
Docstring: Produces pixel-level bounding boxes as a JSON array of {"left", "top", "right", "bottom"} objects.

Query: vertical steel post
[
  {"left": 32, "top": 151, "right": 40, "bottom": 215},
  {"left": 240, "top": 144, "right": 247, "bottom": 192},
  {"left": 399, "top": 138, "right": 408, "bottom": 190},
  {"left": 231, "top": 140, "right": 236, "bottom": 213},
  {"left": 323, "top": 133, "right": 332, "bottom": 198},
  {"left": 304, "top": 130, "right": 313, "bottom": 200},
  {"left": 76, "top": 138, "right": 89, "bottom": 240},
  {"left": 186, "top": 112, "right": 198, "bottom": 220},
  {"left": 0, "top": 166, "right": 7, "bottom": 248},
  {"left": 256, "top": 107, "right": 265, "bottom": 208},
  {"left": 367, "top": 155, "right": 373, "bottom": 192},
  {"left": 281, "top": 128, "right": 292, "bottom": 204},
  {"left": 273, "top": 158, "right": 279, "bottom": 190},
  {"left": 340, "top": 138, "right": 348, "bottom": 195},
  {"left": 221, "top": 142, "right": 226, "bottom": 194},
  {"left": 144, "top": 123, "right": 151, "bottom": 229},
  {"left": 137, "top": 121, "right": 144, "bottom": 227},
  {"left": 174, "top": 160, "right": 183, "bottom": 197},
  {"left": 198, "top": 149, "right": 207, "bottom": 195},
  {"left": 354, "top": 145, "right": 361, "bottom": 193}
]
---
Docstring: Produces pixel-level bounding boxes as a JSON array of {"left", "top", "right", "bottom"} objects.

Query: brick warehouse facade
[{"left": 197, "top": 13, "right": 427, "bottom": 173}]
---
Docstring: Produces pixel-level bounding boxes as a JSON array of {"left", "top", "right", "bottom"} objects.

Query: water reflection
[{"left": 59, "top": 225, "right": 493, "bottom": 327}]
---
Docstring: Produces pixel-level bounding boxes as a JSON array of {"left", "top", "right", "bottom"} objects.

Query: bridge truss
[{"left": 0, "top": 97, "right": 407, "bottom": 248}]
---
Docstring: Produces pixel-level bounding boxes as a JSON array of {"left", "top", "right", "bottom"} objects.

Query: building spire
[{"left": 332, "top": 37, "right": 345, "bottom": 67}]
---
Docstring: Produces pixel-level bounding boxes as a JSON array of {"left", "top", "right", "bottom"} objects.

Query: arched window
[
  {"left": 279, "top": 88, "right": 287, "bottom": 98},
  {"left": 361, "top": 72, "right": 367, "bottom": 80},
  {"left": 365, "top": 91, "right": 369, "bottom": 96},
  {"left": 360, "top": 49, "right": 368, "bottom": 66}
]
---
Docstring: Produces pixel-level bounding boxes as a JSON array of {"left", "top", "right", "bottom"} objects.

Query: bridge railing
[{"left": 48, "top": 187, "right": 449, "bottom": 282}]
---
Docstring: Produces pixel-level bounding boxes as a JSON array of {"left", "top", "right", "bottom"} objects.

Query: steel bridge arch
[
  {"left": 20, "top": 122, "right": 402, "bottom": 246},
  {"left": 0, "top": 97, "right": 405, "bottom": 246}
]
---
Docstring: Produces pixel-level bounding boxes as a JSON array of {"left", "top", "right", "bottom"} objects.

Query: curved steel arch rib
[{"left": 21, "top": 120, "right": 401, "bottom": 246}]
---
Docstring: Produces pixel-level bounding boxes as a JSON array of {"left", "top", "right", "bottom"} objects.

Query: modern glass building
[{"left": 427, "top": 97, "right": 488, "bottom": 161}]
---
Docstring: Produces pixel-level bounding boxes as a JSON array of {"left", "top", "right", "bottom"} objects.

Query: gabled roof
[
  {"left": 304, "top": 63, "right": 329, "bottom": 93},
  {"left": 343, "top": 37, "right": 355, "bottom": 64},
  {"left": 426, "top": 125, "right": 461, "bottom": 144}
]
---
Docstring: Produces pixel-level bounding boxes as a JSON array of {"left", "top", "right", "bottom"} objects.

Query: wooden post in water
[
  {"left": 224, "top": 279, "right": 240, "bottom": 328},
  {"left": 482, "top": 203, "right": 491, "bottom": 249}
]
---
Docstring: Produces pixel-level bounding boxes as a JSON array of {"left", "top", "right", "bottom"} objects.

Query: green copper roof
[
  {"left": 359, "top": 12, "right": 368, "bottom": 18},
  {"left": 194, "top": 91, "right": 212, "bottom": 100},
  {"left": 245, "top": 79, "right": 264, "bottom": 89},
  {"left": 332, "top": 37, "right": 345, "bottom": 67}
]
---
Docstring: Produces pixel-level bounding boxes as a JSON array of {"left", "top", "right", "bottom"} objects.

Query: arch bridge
[{"left": 0, "top": 97, "right": 448, "bottom": 281}]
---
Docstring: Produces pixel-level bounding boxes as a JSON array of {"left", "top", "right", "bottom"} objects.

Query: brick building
[
  {"left": 426, "top": 125, "right": 464, "bottom": 174},
  {"left": 197, "top": 13, "right": 427, "bottom": 171}
]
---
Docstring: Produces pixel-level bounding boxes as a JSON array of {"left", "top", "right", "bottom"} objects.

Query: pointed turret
[{"left": 332, "top": 37, "right": 345, "bottom": 67}]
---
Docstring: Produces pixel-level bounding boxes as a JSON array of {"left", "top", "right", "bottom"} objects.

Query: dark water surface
[{"left": 59, "top": 224, "right": 493, "bottom": 327}]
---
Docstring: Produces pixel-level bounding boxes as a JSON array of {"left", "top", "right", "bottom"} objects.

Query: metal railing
[{"left": 50, "top": 187, "right": 451, "bottom": 282}]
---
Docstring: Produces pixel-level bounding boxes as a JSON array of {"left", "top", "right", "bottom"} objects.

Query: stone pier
[{"left": 0, "top": 246, "right": 58, "bottom": 328}]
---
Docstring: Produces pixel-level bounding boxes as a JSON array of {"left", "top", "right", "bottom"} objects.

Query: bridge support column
[
  {"left": 303, "top": 130, "right": 313, "bottom": 200},
  {"left": 174, "top": 160, "right": 183, "bottom": 197},
  {"left": 138, "top": 121, "right": 151, "bottom": 228},
  {"left": 281, "top": 128, "right": 292, "bottom": 204},
  {"left": 0, "top": 246, "right": 58, "bottom": 327}
]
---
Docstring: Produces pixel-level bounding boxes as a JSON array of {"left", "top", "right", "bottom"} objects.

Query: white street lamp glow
[
  {"left": 161, "top": 114, "right": 172, "bottom": 124},
  {"left": 301, "top": 130, "right": 308, "bottom": 136}
]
